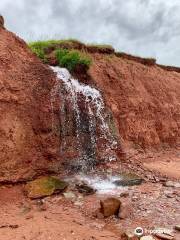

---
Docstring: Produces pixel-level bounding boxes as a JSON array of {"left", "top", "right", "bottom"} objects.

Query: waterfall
[{"left": 51, "top": 66, "right": 117, "bottom": 171}]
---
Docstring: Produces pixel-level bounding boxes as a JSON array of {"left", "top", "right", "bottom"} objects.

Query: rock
[
  {"left": 113, "top": 173, "right": 143, "bottom": 187},
  {"left": 118, "top": 200, "right": 132, "bottom": 219},
  {"left": 121, "top": 232, "right": 139, "bottom": 240},
  {"left": 25, "top": 176, "right": 68, "bottom": 199},
  {"left": 120, "top": 192, "right": 129, "bottom": 198},
  {"left": 74, "top": 195, "right": 84, "bottom": 207},
  {"left": 174, "top": 225, "right": 180, "bottom": 231},
  {"left": 76, "top": 182, "right": 96, "bottom": 195},
  {"left": 153, "top": 228, "right": 174, "bottom": 240},
  {"left": 140, "top": 236, "right": 155, "bottom": 240},
  {"left": 154, "top": 233, "right": 174, "bottom": 240},
  {"left": 100, "top": 197, "right": 121, "bottom": 217},
  {"left": 164, "top": 181, "right": 180, "bottom": 188},
  {"left": 63, "top": 191, "right": 76, "bottom": 201}
]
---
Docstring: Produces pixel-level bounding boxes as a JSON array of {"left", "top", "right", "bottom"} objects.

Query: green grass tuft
[{"left": 55, "top": 49, "right": 91, "bottom": 72}]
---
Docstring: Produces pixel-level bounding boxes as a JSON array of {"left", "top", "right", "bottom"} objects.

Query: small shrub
[{"left": 55, "top": 49, "right": 91, "bottom": 72}]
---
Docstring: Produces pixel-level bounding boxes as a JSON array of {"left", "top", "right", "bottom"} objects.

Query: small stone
[
  {"left": 164, "top": 181, "right": 180, "bottom": 188},
  {"left": 100, "top": 197, "right": 121, "bottom": 217},
  {"left": 63, "top": 192, "right": 76, "bottom": 201},
  {"left": 120, "top": 192, "right": 129, "bottom": 198},
  {"left": 153, "top": 228, "right": 174, "bottom": 240},
  {"left": 76, "top": 182, "right": 96, "bottom": 195},
  {"left": 140, "top": 236, "right": 155, "bottom": 240},
  {"left": 154, "top": 233, "right": 174, "bottom": 240},
  {"left": 121, "top": 232, "right": 138, "bottom": 240},
  {"left": 174, "top": 225, "right": 180, "bottom": 231}
]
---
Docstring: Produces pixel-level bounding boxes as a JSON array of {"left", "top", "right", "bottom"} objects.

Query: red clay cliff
[{"left": 0, "top": 27, "right": 179, "bottom": 182}]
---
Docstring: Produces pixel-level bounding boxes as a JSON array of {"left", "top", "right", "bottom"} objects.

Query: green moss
[
  {"left": 55, "top": 49, "right": 91, "bottom": 72},
  {"left": 25, "top": 176, "right": 68, "bottom": 199}
]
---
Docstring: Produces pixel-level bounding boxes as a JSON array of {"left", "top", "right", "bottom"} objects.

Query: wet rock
[
  {"left": 76, "top": 182, "right": 96, "bottom": 195},
  {"left": 113, "top": 173, "right": 143, "bottom": 186},
  {"left": 100, "top": 197, "right": 121, "bottom": 217},
  {"left": 164, "top": 181, "right": 180, "bottom": 188},
  {"left": 153, "top": 228, "right": 174, "bottom": 240},
  {"left": 140, "top": 236, "right": 155, "bottom": 240},
  {"left": 25, "top": 176, "right": 68, "bottom": 199},
  {"left": 174, "top": 225, "right": 180, "bottom": 231}
]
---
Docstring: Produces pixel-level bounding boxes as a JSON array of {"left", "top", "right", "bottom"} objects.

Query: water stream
[{"left": 51, "top": 66, "right": 117, "bottom": 171}]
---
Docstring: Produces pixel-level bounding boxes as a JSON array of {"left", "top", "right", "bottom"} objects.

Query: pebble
[
  {"left": 174, "top": 225, "right": 180, "bottom": 231},
  {"left": 164, "top": 181, "right": 180, "bottom": 188},
  {"left": 140, "top": 236, "right": 155, "bottom": 240},
  {"left": 120, "top": 192, "right": 129, "bottom": 198},
  {"left": 154, "top": 233, "right": 174, "bottom": 240},
  {"left": 153, "top": 228, "right": 174, "bottom": 240}
]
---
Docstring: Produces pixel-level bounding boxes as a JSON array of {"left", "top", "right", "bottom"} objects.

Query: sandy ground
[
  {"left": 0, "top": 149, "right": 179, "bottom": 240},
  {"left": 0, "top": 178, "right": 179, "bottom": 239},
  {"left": 143, "top": 152, "right": 180, "bottom": 179}
]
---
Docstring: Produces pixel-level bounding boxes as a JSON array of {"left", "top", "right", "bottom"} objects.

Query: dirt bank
[
  {"left": 89, "top": 54, "right": 180, "bottom": 150},
  {"left": 0, "top": 27, "right": 179, "bottom": 182},
  {"left": 0, "top": 28, "right": 61, "bottom": 182}
]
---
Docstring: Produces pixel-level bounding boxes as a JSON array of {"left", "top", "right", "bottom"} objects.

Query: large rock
[
  {"left": 25, "top": 176, "right": 68, "bottom": 199},
  {"left": 100, "top": 197, "right": 121, "bottom": 217},
  {"left": 0, "top": 28, "right": 60, "bottom": 182}
]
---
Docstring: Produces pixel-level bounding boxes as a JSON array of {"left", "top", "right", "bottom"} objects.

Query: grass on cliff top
[
  {"left": 28, "top": 39, "right": 83, "bottom": 61},
  {"left": 28, "top": 39, "right": 92, "bottom": 72},
  {"left": 55, "top": 49, "right": 91, "bottom": 72}
]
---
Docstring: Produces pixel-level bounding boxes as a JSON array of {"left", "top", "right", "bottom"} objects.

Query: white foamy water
[
  {"left": 50, "top": 66, "right": 117, "bottom": 171},
  {"left": 75, "top": 174, "right": 125, "bottom": 194}
]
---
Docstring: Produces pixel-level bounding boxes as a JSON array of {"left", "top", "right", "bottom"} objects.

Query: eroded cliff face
[
  {"left": 0, "top": 28, "right": 179, "bottom": 182},
  {"left": 89, "top": 54, "right": 180, "bottom": 150},
  {"left": 0, "top": 28, "right": 61, "bottom": 182}
]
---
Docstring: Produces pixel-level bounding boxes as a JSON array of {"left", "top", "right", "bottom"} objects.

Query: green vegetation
[
  {"left": 28, "top": 39, "right": 83, "bottom": 61},
  {"left": 28, "top": 39, "right": 91, "bottom": 72},
  {"left": 55, "top": 49, "right": 91, "bottom": 72}
]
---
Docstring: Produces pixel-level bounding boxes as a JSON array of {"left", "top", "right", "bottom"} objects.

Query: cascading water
[{"left": 51, "top": 66, "right": 117, "bottom": 172}]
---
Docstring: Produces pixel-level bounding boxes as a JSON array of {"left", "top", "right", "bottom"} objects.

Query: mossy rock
[{"left": 25, "top": 176, "right": 68, "bottom": 199}]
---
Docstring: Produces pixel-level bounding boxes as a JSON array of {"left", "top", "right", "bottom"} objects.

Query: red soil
[
  {"left": 89, "top": 54, "right": 180, "bottom": 150},
  {"left": 0, "top": 28, "right": 61, "bottom": 182}
]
